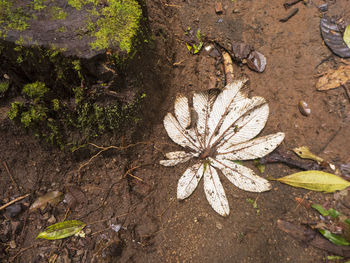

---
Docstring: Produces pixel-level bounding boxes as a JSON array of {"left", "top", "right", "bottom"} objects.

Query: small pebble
[
  {"left": 298, "top": 100, "right": 311, "bottom": 116},
  {"left": 47, "top": 215, "right": 56, "bottom": 224},
  {"left": 216, "top": 222, "right": 223, "bottom": 230},
  {"left": 9, "top": 240, "right": 16, "bottom": 249}
]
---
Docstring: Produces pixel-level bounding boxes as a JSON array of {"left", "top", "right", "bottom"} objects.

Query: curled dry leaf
[
  {"left": 320, "top": 16, "right": 350, "bottom": 58},
  {"left": 246, "top": 51, "right": 267, "bottom": 73},
  {"left": 64, "top": 186, "right": 87, "bottom": 211},
  {"left": 160, "top": 79, "right": 285, "bottom": 216},
  {"left": 316, "top": 65, "right": 350, "bottom": 91},
  {"left": 29, "top": 191, "right": 63, "bottom": 212}
]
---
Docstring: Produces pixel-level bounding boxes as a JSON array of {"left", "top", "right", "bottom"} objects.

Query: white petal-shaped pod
[
  {"left": 174, "top": 95, "right": 191, "bottom": 129},
  {"left": 217, "top": 132, "right": 285, "bottom": 160},
  {"left": 193, "top": 90, "right": 217, "bottom": 146},
  {"left": 207, "top": 79, "right": 247, "bottom": 146},
  {"left": 216, "top": 97, "right": 269, "bottom": 151},
  {"left": 203, "top": 164, "right": 230, "bottom": 216},
  {"left": 159, "top": 151, "right": 198, "bottom": 167},
  {"left": 210, "top": 157, "right": 271, "bottom": 192},
  {"left": 177, "top": 163, "right": 203, "bottom": 200},
  {"left": 163, "top": 113, "right": 200, "bottom": 151}
]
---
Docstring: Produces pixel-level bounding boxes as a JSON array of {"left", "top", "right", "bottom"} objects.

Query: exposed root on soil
[
  {"left": 3, "top": 161, "right": 21, "bottom": 193},
  {"left": 124, "top": 165, "right": 143, "bottom": 181},
  {"left": 77, "top": 141, "right": 153, "bottom": 183}
]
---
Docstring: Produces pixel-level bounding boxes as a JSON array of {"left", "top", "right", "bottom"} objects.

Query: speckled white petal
[
  {"left": 213, "top": 97, "right": 268, "bottom": 150},
  {"left": 177, "top": 163, "right": 203, "bottom": 200},
  {"left": 193, "top": 90, "right": 217, "bottom": 147},
  {"left": 163, "top": 113, "right": 200, "bottom": 151},
  {"left": 159, "top": 151, "right": 197, "bottom": 167},
  {"left": 217, "top": 132, "right": 285, "bottom": 160},
  {"left": 174, "top": 95, "right": 191, "bottom": 129},
  {"left": 210, "top": 157, "right": 271, "bottom": 192},
  {"left": 203, "top": 164, "right": 230, "bottom": 216},
  {"left": 207, "top": 79, "right": 247, "bottom": 146}
]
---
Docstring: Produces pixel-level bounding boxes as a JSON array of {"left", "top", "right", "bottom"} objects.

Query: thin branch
[
  {"left": 3, "top": 161, "right": 21, "bottom": 193},
  {"left": 0, "top": 193, "right": 30, "bottom": 211}
]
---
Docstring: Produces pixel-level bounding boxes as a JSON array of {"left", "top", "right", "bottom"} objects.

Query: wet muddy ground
[{"left": 1, "top": 0, "right": 350, "bottom": 262}]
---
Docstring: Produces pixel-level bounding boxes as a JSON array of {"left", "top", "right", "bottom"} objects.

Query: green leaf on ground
[
  {"left": 36, "top": 220, "right": 86, "bottom": 240},
  {"left": 312, "top": 204, "right": 340, "bottom": 219},
  {"left": 276, "top": 171, "right": 350, "bottom": 193},
  {"left": 319, "top": 229, "right": 350, "bottom": 246}
]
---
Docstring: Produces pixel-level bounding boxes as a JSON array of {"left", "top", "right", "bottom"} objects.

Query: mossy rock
[
  {"left": 0, "top": 0, "right": 143, "bottom": 58},
  {"left": 0, "top": 0, "right": 149, "bottom": 149}
]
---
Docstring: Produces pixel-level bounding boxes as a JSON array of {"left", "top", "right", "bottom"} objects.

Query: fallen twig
[
  {"left": 279, "top": 8, "right": 299, "bottom": 23},
  {"left": 0, "top": 193, "right": 30, "bottom": 211},
  {"left": 343, "top": 84, "right": 350, "bottom": 103},
  {"left": 260, "top": 149, "right": 322, "bottom": 170},
  {"left": 283, "top": 0, "right": 302, "bottom": 9},
  {"left": 3, "top": 161, "right": 21, "bottom": 193}
]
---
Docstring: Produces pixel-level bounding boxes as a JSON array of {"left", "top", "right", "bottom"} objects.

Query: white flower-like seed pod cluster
[{"left": 161, "top": 79, "right": 285, "bottom": 216}]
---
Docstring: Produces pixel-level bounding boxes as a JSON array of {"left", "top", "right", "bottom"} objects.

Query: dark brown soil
[{"left": 1, "top": 0, "right": 350, "bottom": 262}]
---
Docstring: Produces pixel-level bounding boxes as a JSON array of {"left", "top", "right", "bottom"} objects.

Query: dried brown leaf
[
  {"left": 29, "top": 191, "right": 63, "bottom": 212},
  {"left": 316, "top": 65, "right": 350, "bottom": 91}
]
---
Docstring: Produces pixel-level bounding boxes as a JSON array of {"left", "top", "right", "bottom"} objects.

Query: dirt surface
[{"left": 1, "top": 0, "right": 350, "bottom": 262}]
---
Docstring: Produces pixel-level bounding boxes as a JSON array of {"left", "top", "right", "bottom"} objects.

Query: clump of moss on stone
[
  {"left": 22, "top": 81, "right": 49, "bottom": 99},
  {"left": 0, "top": 81, "right": 9, "bottom": 94},
  {"left": 89, "top": 0, "right": 142, "bottom": 53},
  {"left": 0, "top": 1, "right": 30, "bottom": 38}
]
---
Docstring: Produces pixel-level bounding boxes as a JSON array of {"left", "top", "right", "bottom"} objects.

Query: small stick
[
  {"left": 0, "top": 193, "right": 30, "bottom": 211},
  {"left": 222, "top": 50, "right": 234, "bottom": 84},
  {"left": 279, "top": 8, "right": 299, "bottom": 23},
  {"left": 343, "top": 84, "right": 350, "bottom": 103},
  {"left": 3, "top": 161, "right": 20, "bottom": 193},
  {"left": 283, "top": 0, "right": 302, "bottom": 9}
]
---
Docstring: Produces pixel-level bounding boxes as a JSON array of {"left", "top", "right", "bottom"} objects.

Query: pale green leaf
[
  {"left": 36, "top": 220, "right": 86, "bottom": 240},
  {"left": 277, "top": 171, "right": 350, "bottom": 193},
  {"left": 344, "top": 25, "right": 350, "bottom": 48}
]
